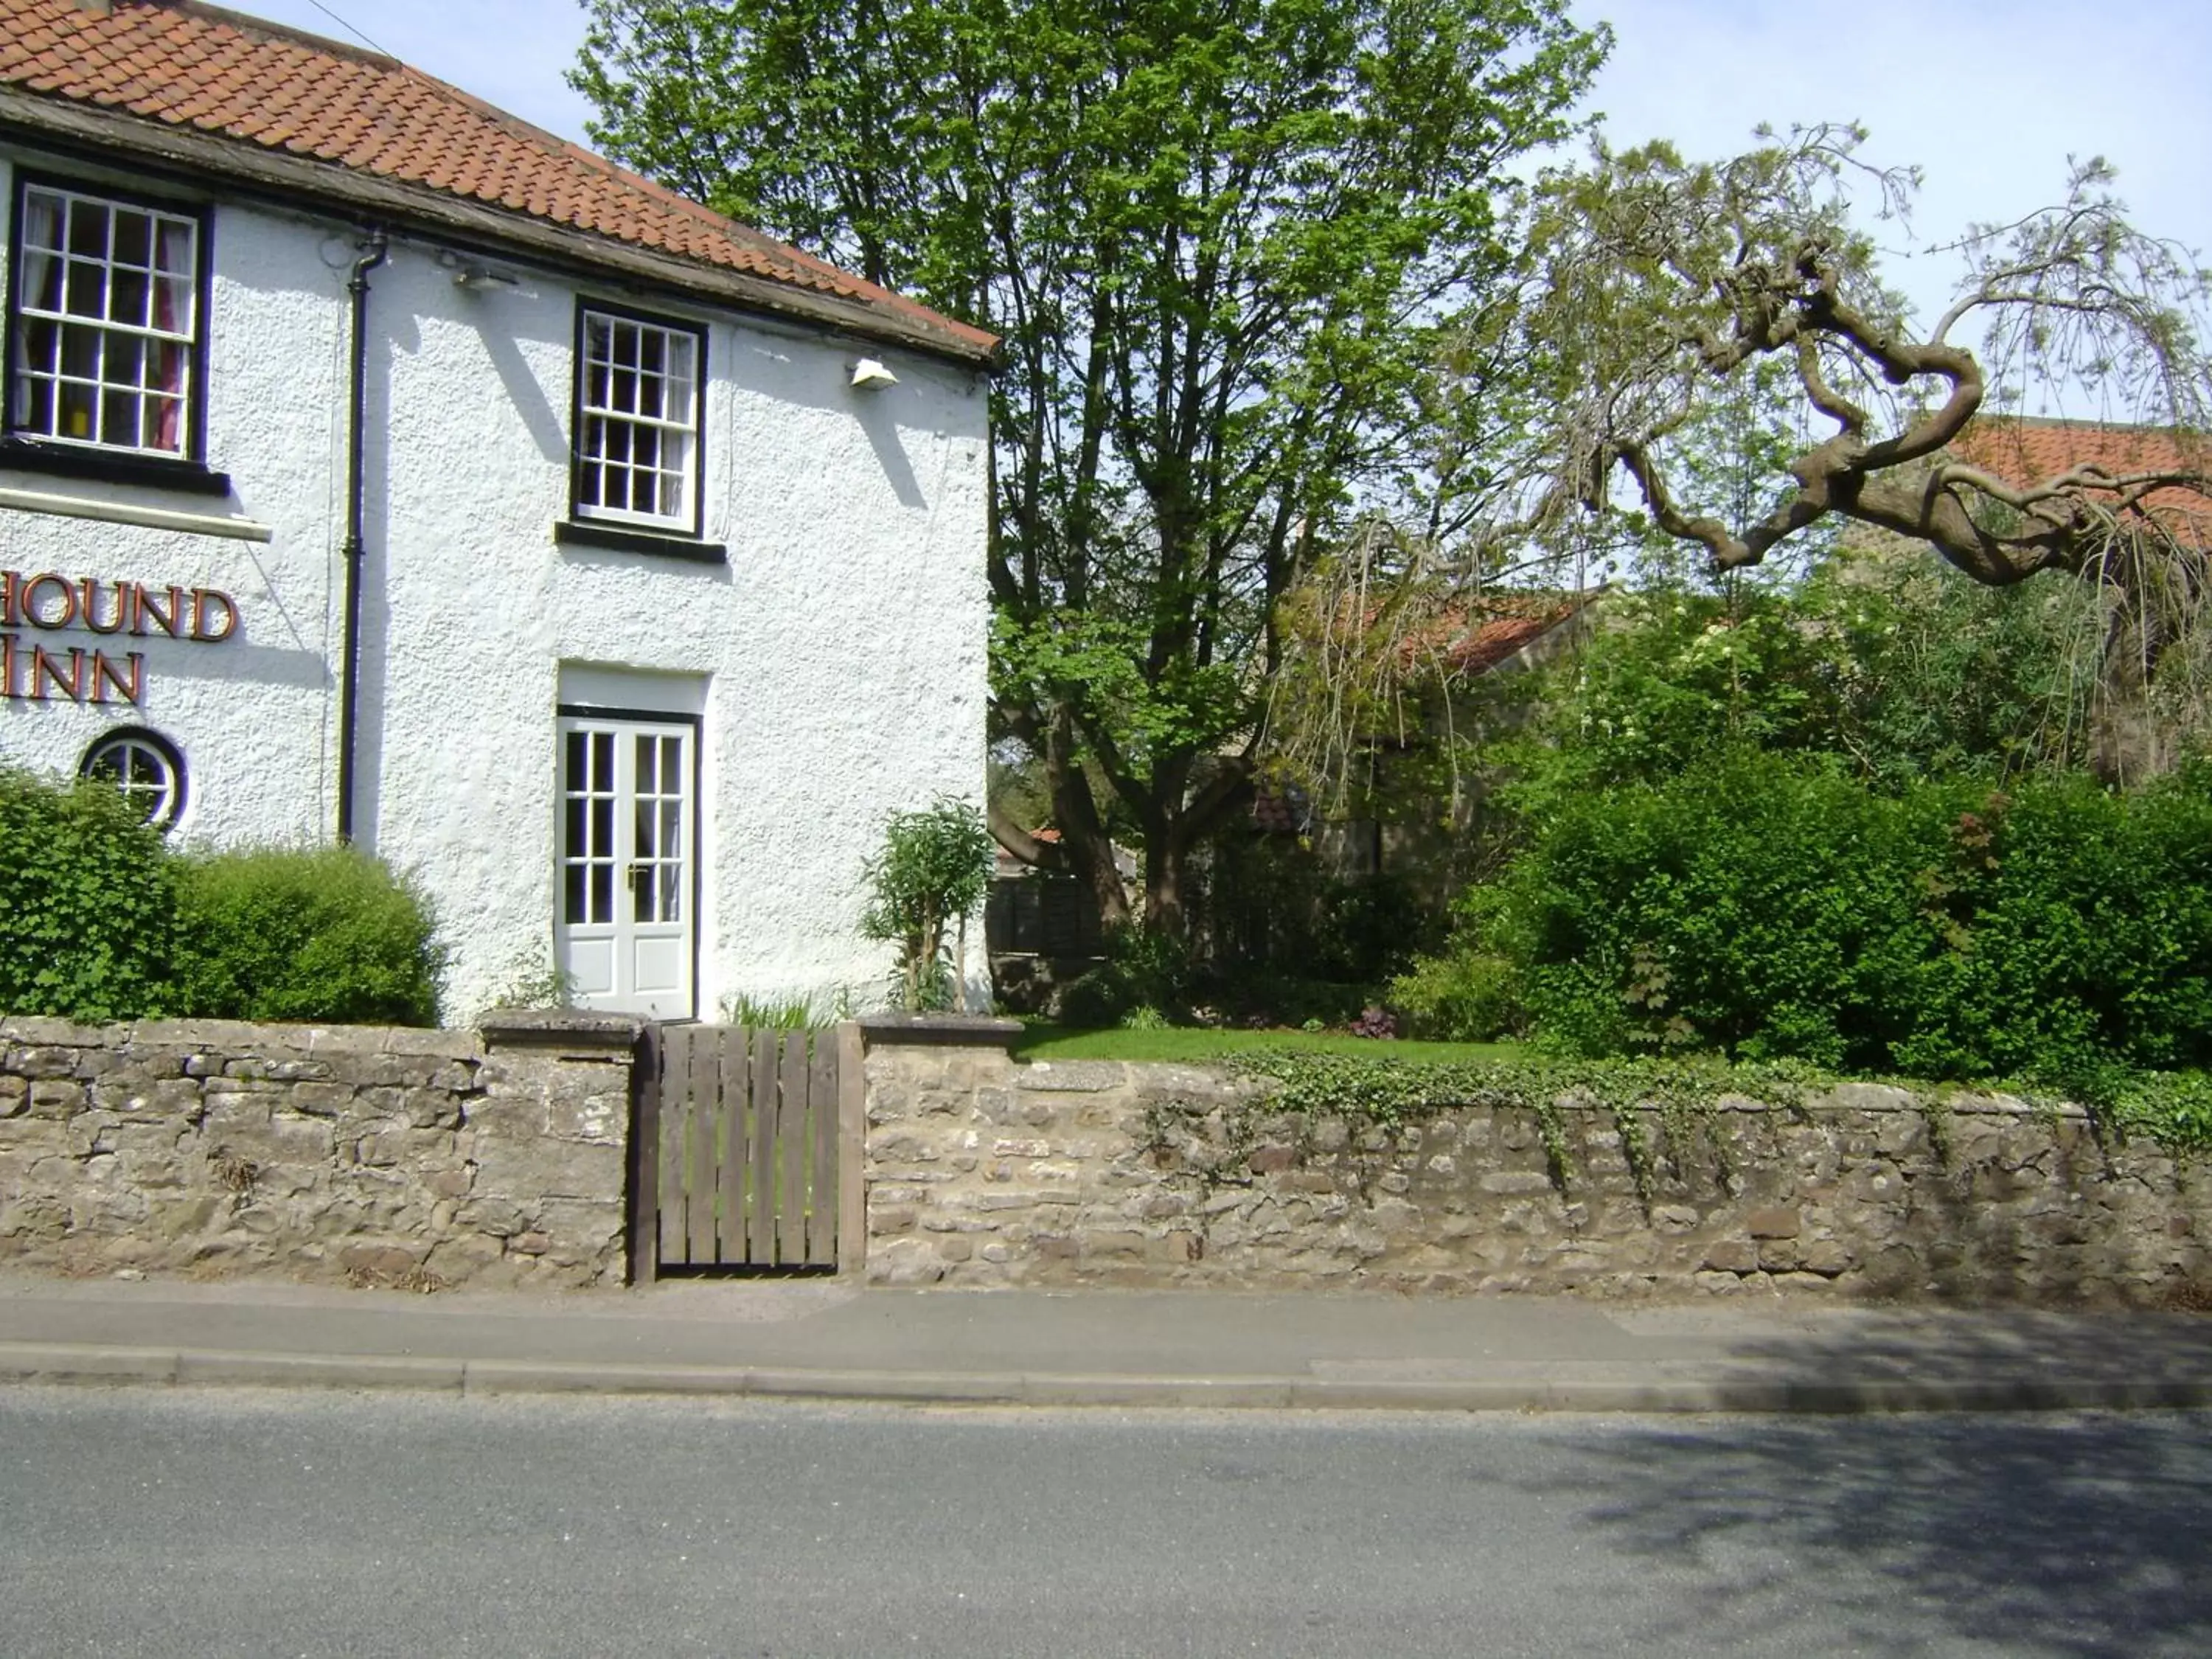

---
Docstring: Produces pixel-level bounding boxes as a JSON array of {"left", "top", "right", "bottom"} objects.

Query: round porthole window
[{"left": 80, "top": 727, "right": 187, "bottom": 830}]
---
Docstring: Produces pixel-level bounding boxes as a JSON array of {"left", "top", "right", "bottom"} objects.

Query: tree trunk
[
  {"left": 1039, "top": 709, "right": 1132, "bottom": 936},
  {"left": 1143, "top": 832, "right": 1190, "bottom": 944}
]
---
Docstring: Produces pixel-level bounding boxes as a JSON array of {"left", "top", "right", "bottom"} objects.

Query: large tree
[
  {"left": 1503, "top": 126, "right": 2212, "bottom": 632},
  {"left": 572, "top": 0, "right": 1604, "bottom": 933}
]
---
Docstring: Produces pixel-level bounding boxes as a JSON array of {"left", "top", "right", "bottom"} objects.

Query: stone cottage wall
[
  {"left": 0, "top": 1012, "right": 635, "bottom": 1289},
  {"left": 861, "top": 1045, "right": 2211, "bottom": 1305}
]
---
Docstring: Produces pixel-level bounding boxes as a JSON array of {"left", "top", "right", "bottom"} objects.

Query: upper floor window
[
  {"left": 571, "top": 306, "right": 703, "bottom": 535},
  {"left": 7, "top": 181, "right": 202, "bottom": 459}
]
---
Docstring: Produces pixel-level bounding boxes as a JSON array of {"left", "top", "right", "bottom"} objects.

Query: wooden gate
[{"left": 629, "top": 1023, "right": 857, "bottom": 1280}]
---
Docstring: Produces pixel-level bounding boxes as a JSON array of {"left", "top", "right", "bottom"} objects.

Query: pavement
[{"left": 2, "top": 1270, "right": 2208, "bottom": 1413}]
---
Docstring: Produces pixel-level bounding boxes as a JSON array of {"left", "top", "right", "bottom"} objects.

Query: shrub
[
  {"left": 1058, "top": 925, "right": 1194, "bottom": 1027},
  {"left": 1893, "top": 768, "right": 2212, "bottom": 1079},
  {"left": 1387, "top": 950, "right": 1525, "bottom": 1042},
  {"left": 0, "top": 767, "right": 179, "bottom": 1020},
  {"left": 1481, "top": 751, "right": 2212, "bottom": 1079},
  {"left": 174, "top": 844, "right": 444, "bottom": 1026},
  {"left": 860, "top": 798, "right": 995, "bottom": 1011}
]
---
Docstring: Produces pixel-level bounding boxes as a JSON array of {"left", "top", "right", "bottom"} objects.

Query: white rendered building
[{"left": 0, "top": 0, "right": 996, "bottom": 1020}]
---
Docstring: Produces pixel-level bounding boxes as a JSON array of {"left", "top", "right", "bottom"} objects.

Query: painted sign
[{"left": 0, "top": 569, "right": 238, "bottom": 706}]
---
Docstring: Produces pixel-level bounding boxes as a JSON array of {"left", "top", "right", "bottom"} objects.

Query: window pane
[
  {"left": 112, "top": 210, "right": 150, "bottom": 268},
  {"left": 563, "top": 861, "right": 586, "bottom": 924},
  {"left": 57, "top": 379, "right": 94, "bottom": 442},
  {"left": 22, "top": 192, "right": 63, "bottom": 251},
  {"left": 102, "top": 388, "right": 139, "bottom": 447},
  {"left": 591, "top": 795, "right": 612, "bottom": 858},
  {"left": 67, "top": 199, "right": 108, "bottom": 258},
  {"left": 154, "top": 219, "right": 192, "bottom": 275},
  {"left": 153, "top": 274, "right": 191, "bottom": 336},
  {"left": 110, "top": 266, "right": 150, "bottom": 329},
  {"left": 65, "top": 260, "right": 105, "bottom": 317},
  {"left": 563, "top": 793, "right": 585, "bottom": 858},
  {"left": 591, "top": 731, "right": 613, "bottom": 788},
  {"left": 589, "top": 863, "right": 613, "bottom": 925},
  {"left": 107, "top": 333, "right": 145, "bottom": 386}
]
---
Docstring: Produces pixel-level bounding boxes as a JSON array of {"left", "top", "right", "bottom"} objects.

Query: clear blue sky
[{"left": 239, "top": 0, "right": 2212, "bottom": 332}]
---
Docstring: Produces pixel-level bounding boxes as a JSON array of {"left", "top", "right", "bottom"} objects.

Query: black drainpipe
[{"left": 336, "top": 229, "right": 388, "bottom": 845}]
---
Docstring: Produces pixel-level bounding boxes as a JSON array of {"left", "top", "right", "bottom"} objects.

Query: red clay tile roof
[
  {"left": 0, "top": 0, "right": 995, "bottom": 358},
  {"left": 1950, "top": 417, "right": 2212, "bottom": 543},
  {"left": 1399, "top": 591, "right": 1594, "bottom": 678}
]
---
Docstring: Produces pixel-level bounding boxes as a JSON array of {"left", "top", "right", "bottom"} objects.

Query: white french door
[{"left": 554, "top": 714, "right": 695, "bottom": 1019}]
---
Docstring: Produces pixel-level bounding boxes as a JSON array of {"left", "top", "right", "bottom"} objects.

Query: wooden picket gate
[{"left": 629, "top": 1023, "right": 855, "bottom": 1280}]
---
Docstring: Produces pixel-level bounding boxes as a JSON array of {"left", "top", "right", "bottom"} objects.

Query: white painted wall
[{"left": 0, "top": 148, "right": 992, "bottom": 1023}]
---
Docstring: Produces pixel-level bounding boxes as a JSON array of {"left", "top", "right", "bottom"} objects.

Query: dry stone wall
[
  {"left": 0, "top": 1012, "right": 635, "bottom": 1290},
  {"left": 862, "top": 1046, "right": 2211, "bottom": 1305}
]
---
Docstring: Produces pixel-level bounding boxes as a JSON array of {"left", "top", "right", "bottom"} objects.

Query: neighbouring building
[{"left": 0, "top": 0, "right": 998, "bottom": 1020}]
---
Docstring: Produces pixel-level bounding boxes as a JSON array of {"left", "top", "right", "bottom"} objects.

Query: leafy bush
[
  {"left": 173, "top": 844, "right": 444, "bottom": 1026},
  {"left": 0, "top": 767, "right": 179, "bottom": 1020},
  {"left": 1388, "top": 950, "right": 1524, "bottom": 1042},
  {"left": 1891, "top": 768, "right": 2212, "bottom": 1079},
  {"left": 1058, "top": 925, "right": 1194, "bottom": 1027},
  {"left": 1482, "top": 751, "right": 2212, "bottom": 1079},
  {"left": 861, "top": 798, "right": 995, "bottom": 1011},
  {"left": 1493, "top": 566, "right": 2103, "bottom": 837}
]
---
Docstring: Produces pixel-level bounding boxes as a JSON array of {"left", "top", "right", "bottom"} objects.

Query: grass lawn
[{"left": 1008, "top": 1024, "right": 1524, "bottom": 1065}]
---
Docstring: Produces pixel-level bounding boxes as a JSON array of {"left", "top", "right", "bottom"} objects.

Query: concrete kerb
[{"left": 4, "top": 1342, "right": 2209, "bottom": 1414}]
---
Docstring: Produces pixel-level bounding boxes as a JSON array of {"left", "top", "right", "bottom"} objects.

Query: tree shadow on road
[{"left": 1520, "top": 1308, "right": 2212, "bottom": 1656}]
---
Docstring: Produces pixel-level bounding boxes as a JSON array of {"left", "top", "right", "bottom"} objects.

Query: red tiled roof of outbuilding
[
  {"left": 1950, "top": 417, "right": 2212, "bottom": 545},
  {"left": 0, "top": 0, "right": 996, "bottom": 359}
]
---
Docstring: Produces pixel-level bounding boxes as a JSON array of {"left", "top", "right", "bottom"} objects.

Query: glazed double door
[{"left": 554, "top": 714, "right": 695, "bottom": 1020}]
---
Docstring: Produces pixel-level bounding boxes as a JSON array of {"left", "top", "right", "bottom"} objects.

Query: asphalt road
[{"left": 1, "top": 1388, "right": 2207, "bottom": 1658}]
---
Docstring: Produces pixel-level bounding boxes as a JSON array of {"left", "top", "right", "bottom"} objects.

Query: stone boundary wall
[
  {"left": 861, "top": 1046, "right": 2211, "bottom": 1304},
  {"left": 0, "top": 1012, "right": 636, "bottom": 1290}
]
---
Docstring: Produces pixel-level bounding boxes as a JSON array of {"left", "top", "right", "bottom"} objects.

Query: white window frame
[
  {"left": 571, "top": 306, "right": 703, "bottom": 536},
  {"left": 7, "top": 180, "right": 203, "bottom": 459}
]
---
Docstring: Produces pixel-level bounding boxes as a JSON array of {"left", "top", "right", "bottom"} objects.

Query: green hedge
[
  {"left": 1477, "top": 751, "right": 2212, "bottom": 1080},
  {"left": 175, "top": 845, "right": 444, "bottom": 1027},
  {"left": 0, "top": 768, "right": 180, "bottom": 1021},
  {"left": 0, "top": 768, "right": 444, "bottom": 1026}
]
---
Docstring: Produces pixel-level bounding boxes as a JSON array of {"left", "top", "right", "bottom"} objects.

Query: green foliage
[
  {"left": 1888, "top": 769, "right": 2212, "bottom": 1080},
  {"left": 481, "top": 950, "right": 574, "bottom": 1013},
  {"left": 1058, "top": 925, "right": 1194, "bottom": 1028},
  {"left": 1386, "top": 950, "right": 1525, "bottom": 1043},
  {"left": 0, "top": 767, "right": 179, "bottom": 1021},
  {"left": 1201, "top": 836, "right": 1440, "bottom": 986},
  {"left": 1495, "top": 566, "right": 2101, "bottom": 830},
  {"left": 1233, "top": 1048, "right": 1828, "bottom": 1190},
  {"left": 1482, "top": 751, "right": 2212, "bottom": 1080},
  {"left": 861, "top": 799, "right": 995, "bottom": 1012},
  {"left": 575, "top": 0, "right": 1607, "bottom": 928},
  {"left": 1497, "top": 128, "right": 2212, "bottom": 605},
  {"left": 722, "top": 990, "right": 849, "bottom": 1028},
  {"left": 173, "top": 845, "right": 445, "bottom": 1027}
]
